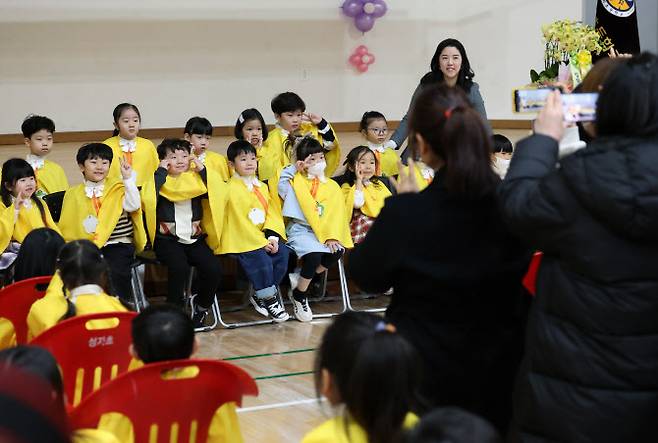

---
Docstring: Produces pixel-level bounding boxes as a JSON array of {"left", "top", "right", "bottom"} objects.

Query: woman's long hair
[
  {"left": 420, "top": 38, "right": 475, "bottom": 93},
  {"left": 409, "top": 84, "right": 498, "bottom": 199}
]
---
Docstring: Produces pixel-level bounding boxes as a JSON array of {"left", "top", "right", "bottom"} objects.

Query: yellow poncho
[
  {"left": 402, "top": 162, "right": 435, "bottom": 191},
  {"left": 58, "top": 179, "right": 147, "bottom": 252},
  {"left": 141, "top": 168, "right": 228, "bottom": 254},
  {"left": 259, "top": 123, "right": 341, "bottom": 181},
  {"left": 104, "top": 136, "right": 159, "bottom": 188},
  {"left": 291, "top": 173, "right": 353, "bottom": 248},
  {"left": 198, "top": 150, "right": 232, "bottom": 182},
  {"left": 33, "top": 159, "right": 69, "bottom": 196},
  {"left": 0, "top": 198, "right": 60, "bottom": 253},
  {"left": 342, "top": 180, "right": 392, "bottom": 222}
]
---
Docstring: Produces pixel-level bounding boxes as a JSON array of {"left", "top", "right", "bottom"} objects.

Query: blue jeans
[{"left": 235, "top": 246, "right": 290, "bottom": 299}]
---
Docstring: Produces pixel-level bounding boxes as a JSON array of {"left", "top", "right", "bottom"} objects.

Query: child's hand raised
[
  {"left": 191, "top": 157, "right": 205, "bottom": 172},
  {"left": 390, "top": 159, "right": 420, "bottom": 194},
  {"left": 120, "top": 156, "right": 133, "bottom": 179},
  {"left": 295, "top": 159, "right": 307, "bottom": 172},
  {"left": 303, "top": 113, "right": 323, "bottom": 126},
  {"left": 159, "top": 159, "right": 170, "bottom": 170}
]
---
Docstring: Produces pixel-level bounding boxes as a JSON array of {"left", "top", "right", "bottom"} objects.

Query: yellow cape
[
  {"left": 342, "top": 181, "right": 392, "bottom": 222},
  {"left": 199, "top": 150, "right": 232, "bottom": 182},
  {"left": 302, "top": 412, "right": 418, "bottom": 443},
  {"left": 291, "top": 173, "right": 353, "bottom": 248},
  {"left": 258, "top": 122, "right": 341, "bottom": 181},
  {"left": 34, "top": 159, "right": 69, "bottom": 196},
  {"left": 402, "top": 163, "right": 434, "bottom": 191},
  {"left": 58, "top": 180, "right": 146, "bottom": 252},
  {"left": 141, "top": 168, "right": 228, "bottom": 254},
  {"left": 104, "top": 136, "right": 159, "bottom": 188},
  {"left": 373, "top": 148, "right": 400, "bottom": 177},
  {"left": 219, "top": 176, "right": 286, "bottom": 254},
  {"left": 0, "top": 199, "right": 60, "bottom": 252}
]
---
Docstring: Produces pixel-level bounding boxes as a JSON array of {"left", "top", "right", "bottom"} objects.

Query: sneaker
[
  {"left": 384, "top": 287, "right": 394, "bottom": 296},
  {"left": 288, "top": 291, "right": 313, "bottom": 322},
  {"left": 249, "top": 295, "right": 268, "bottom": 317},
  {"left": 263, "top": 296, "right": 290, "bottom": 323},
  {"left": 288, "top": 271, "right": 300, "bottom": 291},
  {"left": 191, "top": 308, "right": 208, "bottom": 329}
]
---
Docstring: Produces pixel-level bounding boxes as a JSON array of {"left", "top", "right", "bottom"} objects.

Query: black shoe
[
  {"left": 192, "top": 308, "right": 208, "bottom": 328},
  {"left": 263, "top": 296, "right": 290, "bottom": 323}
]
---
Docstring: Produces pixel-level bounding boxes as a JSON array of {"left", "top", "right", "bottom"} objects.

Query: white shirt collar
[
  {"left": 196, "top": 152, "right": 207, "bottom": 163},
  {"left": 69, "top": 284, "right": 104, "bottom": 303},
  {"left": 276, "top": 124, "right": 290, "bottom": 137},
  {"left": 84, "top": 179, "right": 105, "bottom": 198},
  {"left": 234, "top": 173, "right": 262, "bottom": 191},
  {"left": 367, "top": 141, "right": 385, "bottom": 153},
  {"left": 119, "top": 137, "right": 137, "bottom": 152},
  {"left": 307, "top": 172, "right": 327, "bottom": 183},
  {"left": 26, "top": 154, "right": 45, "bottom": 170}
]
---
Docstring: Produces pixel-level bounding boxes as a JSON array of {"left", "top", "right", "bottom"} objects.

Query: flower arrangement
[{"left": 530, "top": 19, "right": 604, "bottom": 88}]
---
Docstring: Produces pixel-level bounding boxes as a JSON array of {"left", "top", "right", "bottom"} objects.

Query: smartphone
[{"left": 513, "top": 89, "right": 598, "bottom": 122}]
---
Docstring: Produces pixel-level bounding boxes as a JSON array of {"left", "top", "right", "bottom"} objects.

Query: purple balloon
[
  {"left": 370, "top": 0, "right": 387, "bottom": 18},
  {"left": 342, "top": 0, "right": 364, "bottom": 18},
  {"left": 354, "top": 12, "right": 375, "bottom": 32}
]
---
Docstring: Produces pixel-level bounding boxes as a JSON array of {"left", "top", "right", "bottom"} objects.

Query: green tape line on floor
[
  {"left": 254, "top": 370, "right": 314, "bottom": 381},
  {"left": 223, "top": 348, "right": 316, "bottom": 361}
]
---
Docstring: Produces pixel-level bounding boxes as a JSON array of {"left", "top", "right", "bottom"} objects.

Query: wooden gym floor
[{"left": 0, "top": 128, "right": 529, "bottom": 442}]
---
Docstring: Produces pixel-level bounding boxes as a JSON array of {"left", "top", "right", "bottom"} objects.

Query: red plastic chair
[
  {"left": 30, "top": 311, "right": 137, "bottom": 407},
  {"left": 69, "top": 359, "right": 258, "bottom": 443},
  {"left": 0, "top": 276, "right": 52, "bottom": 345},
  {"left": 522, "top": 252, "right": 543, "bottom": 296}
]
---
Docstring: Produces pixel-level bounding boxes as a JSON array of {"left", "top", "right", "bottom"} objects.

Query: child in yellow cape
[
  {"left": 104, "top": 103, "right": 159, "bottom": 188},
  {"left": 359, "top": 111, "right": 400, "bottom": 177},
  {"left": 0, "top": 159, "right": 60, "bottom": 271},
  {"left": 220, "top": 140, "right": 290, "bottom": 322},
  {"left": 234, "top": 108, "right": 268, "bottom": 152},
  {"left": 183, "top": 116, "right": 231, "bottom": 181},
  {"left": 91, "top": 304, "right": 244, "bottom": 443},
  {"left": 334, "top": 146, "right": 394, "bottom": 244},
  {"left": 400, "top": 158, "right": 435, "bottom": 191},
  {"left": 277, "top": 137, "right": 353, "bottom": 322},
  {"left": 259, "top": 92, "right": 341, "bottom": 181},
  {"left": 141, "top": 139, "right": 226, "bottom": 328},
  {"left": 59, "top": 143, "right": 145, "bottom": 308},
  {"left": 21, "top": 114, "right": 69, "bottom": 197},
  {"left": 27, "top": 240, "right": 128, "bottom": 341}
]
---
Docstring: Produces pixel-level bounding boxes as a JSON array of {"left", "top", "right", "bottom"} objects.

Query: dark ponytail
[
  {"left": 112, "top": 103, "right": 141, "bottom": 137},
  {"left": 409, "top": 84, "right": 497, "bottom": 199},
  {"left": 315, "top": 312, "right": 421, "bottom": 443}
]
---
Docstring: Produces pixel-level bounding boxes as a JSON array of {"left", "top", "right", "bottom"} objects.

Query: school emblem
[{"left": 601, "top": 0, "right": 635, "bottom": 18}]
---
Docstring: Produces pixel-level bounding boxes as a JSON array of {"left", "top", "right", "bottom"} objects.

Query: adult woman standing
[
  {"left": 348, "top": 84, "right": 530, "bottom": 433},
  {"left": 389, "top": 38, "right": 490, "bottom": 156},
  {"left": 500, "top": 53, "right": 658, "bottom": 443}
]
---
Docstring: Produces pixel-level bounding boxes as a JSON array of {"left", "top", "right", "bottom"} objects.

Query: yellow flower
[{"left": 577, "top": 50, "right": 592, "bottom": 66}]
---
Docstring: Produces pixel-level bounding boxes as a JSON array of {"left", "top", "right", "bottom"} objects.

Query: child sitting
[
  {"left": 234, "top": 108, "right": 269, "bottom": 150},
  {"left": 406, "top": 407, "right": 502, "bottom": 443},
  {"left": 20, "top": 114, "right": 69, "bottom": 197},
  {"left": 278, "top": 137, "right": 352, "bottom": 322},
  {"left": 183, "top": 116, "right": 231, "bottom": 181},
  {"left": 302, "top": 312, "right": 421, "bottom": 443},
  {"left": 145, "top": 139, "right": 224, "bottom": 327},
  {"left": 104, "top": 103, "right": 159, "bottom": 187},
  {"left": 491, "top": 134, "right": 513, "bottom": 179},
  {"left": 58, "top": 143, "right": 146, "bottom": 308},
  {"left": 220, "top": 140, "right": 290, "bottom": 322},
  {"left": 360, "top": 111, "right": 399, "bottom": 177},
  {"left": 335, "top": 146, "right": 394, "bottom": 244},
  {"left": 259, "top": 92, "right": 340, "bottom": 181},
  {"left": 27, "top": 240, "right": 128, "bottom": 339},
  {"left": 0, "top": 159, "right": 60, "bottom": 272}
]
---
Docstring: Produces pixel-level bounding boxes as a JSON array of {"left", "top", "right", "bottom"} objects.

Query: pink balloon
[
  {"left": 370, "top": 0, "right": 387, "bottom": 18},
  {"left": 349, "top": 54, "right": 362, "bottom": 65},
  {"left": 357, "top": 63, "right": 369, "bottom": 73},
  {"left": 341, "top": 0, "right": 363, "bottom": 18},
  {"left": 354, "top": 12, "right": 374, "bottom": 32},
  {"left": 356, "top": 45, "right": 369, "bottom": 56}
]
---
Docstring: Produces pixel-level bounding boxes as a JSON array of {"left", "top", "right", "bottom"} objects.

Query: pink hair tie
[{"left": 444, "top": 107, "right": 455, "bottom": 119}]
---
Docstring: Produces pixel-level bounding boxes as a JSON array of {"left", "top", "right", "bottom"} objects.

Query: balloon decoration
[
  {"left": 349, "top": 45, "right": 376, "bottom": 73},
  {"left": 341, "top": 0, "right": 387, "bottom": 33}
]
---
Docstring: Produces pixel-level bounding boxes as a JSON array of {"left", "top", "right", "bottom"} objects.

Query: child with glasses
[{"left": 359, "top": 111, "right": 399, "bottom": 177}]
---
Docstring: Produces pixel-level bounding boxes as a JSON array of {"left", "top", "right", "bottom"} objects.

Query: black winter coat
[
  {"left": 500, "top": 134, "right": 658, "bottom": 443},
  {"left": 348, "top": 170, "right": 531, "bottom": 433}
]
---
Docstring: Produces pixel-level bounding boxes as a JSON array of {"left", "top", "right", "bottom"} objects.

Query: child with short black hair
[
  {"left": 360, "top": 111, "right": 399, "bottom": 177},
  {"left": 19, "top": 114, "right": 69, "bottom": 197},
  {"left": 58, "top": 143, "right": 145, "bottom": 308},
  {"left": 406, "top": 407, "right": 502, "bottom": 443},
  {"left": 259, "top": 92, "right": 341, "bottom": 181},
  {"left": 278, "top": 137, "right": 352, "bottom": 322},
  {"left": 302, "top": 312, "right": 421, "bottom": 443},
  {"left": 104, "top": 103, "right": 159, "bottom": 187},
  {"left": 144, "top": 138, "right": 225, "bottom": 327},
  {"left": 183, "top": 116, "right": 231, "bottom": 181},
  {"left": 220, "top": 140, "right": 290, "bottom": 322},
  {"left": 491, "top": 134, "right": 513, "bottom": 179},
  {"left": 234, "top": 108, "right": 269, "bottom": 150},
  {"left": 27, "top": 240, "right": 128, "bottom": 339}
]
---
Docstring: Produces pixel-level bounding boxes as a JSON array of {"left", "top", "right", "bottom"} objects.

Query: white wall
[{"left": 0, "top": 0, "right": 581, "bottom": 134}]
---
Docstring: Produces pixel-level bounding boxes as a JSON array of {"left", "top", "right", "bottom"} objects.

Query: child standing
[
  {"left": 183, "top": 116, "right": 231, "bottom": 181},
  {"left": 336, "top": 146, "right": 393, "bottom": 244},
  {"left": 27, "top": 240, "right": 128, "bottom": 339},
  {"left": 259, "top": 92, "right": 340, "bottom": 181},
  {"left": 234, "top": 108, "right": 269, "bottom": 151},
  {"left": 278, "top": 137, "right": 352, "bottom": 322},
  {"left": 302, "top": 312, "right": 421, "bottom": 443},
  {"left": 143, "top": 139, "right": 225, "bottom": 327},
  {"left": 0, "top": 159, "right": 60, "bottom": 270},
  {"left": 220, "top": 140, "right": 290, "bottom": 322},
  {"left": 104, "top": 103, "right": 159, "bottom": 187},
  {"left": 21, "top": 115, "right": 69, "bottom": 197},
  {"left": 360, "top": 111, "right": 399, "bottom": 177},
  {"left": 58, "top": 143, "right": 146, "bottom": 308}
]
